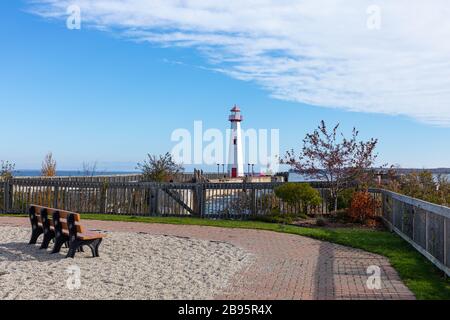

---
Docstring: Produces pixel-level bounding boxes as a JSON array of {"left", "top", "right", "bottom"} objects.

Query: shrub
[
  {"left": 348, "top": 191, "right": 378, "bottom": 223},
  {"left": 316, "top": 216, "right": 327, "bottom": 227},
  {"left": 41, "top": 152, "right": 57, "bottom": 177},
  {"left": 81, "top": 161, "right": 98, "bottom": 177},
  {"left": 259, "top": 193, "right": 280, "bottom": 215},
  {"left": 138, "top": 153, "right": 184, "bottom": 182},
  {"left": 251, "top": 213, "right": 294, "bottom": 224},
  {"left": 336, "top": 188, "right": 355, "bottom": 210},
  {"left": 274, "top": 183, "right": 322, "bottom": 215},
  {"left": 226, "top": 191, "right": 251, "bottom": 216},
  {"left": 1, "top": 161, "right": 15, "bottom": 179},
  {"left": 333, "top": 209, "right": 351, "bottom": 222}
]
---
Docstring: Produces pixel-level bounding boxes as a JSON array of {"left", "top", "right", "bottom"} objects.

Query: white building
[{"left": 228, "top": 105, "right": 245, "bottom": 177}]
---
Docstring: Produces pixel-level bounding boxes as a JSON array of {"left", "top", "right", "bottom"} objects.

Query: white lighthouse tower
[{"left": 228, "top": 105, "right": 245, "bottom": 178}]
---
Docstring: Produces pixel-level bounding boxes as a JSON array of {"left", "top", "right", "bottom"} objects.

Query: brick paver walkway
[{"left": 0, "top": 217, "right": 415, "bottom": 300}]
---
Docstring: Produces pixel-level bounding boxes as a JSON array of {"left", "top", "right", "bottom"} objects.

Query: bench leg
[
  {"left": 40, "top": 232, "right": 55, "bottom": 250},
  {"left": 51, "top": 237, "right": 66, "bottom": 254},
  {"left": 66, "top": 240, "right": 82, "bottom": 259},
  {"left": 29, "top": 228, "right": 43, "bottom": 245},
  {"left": 94, "top": 238, "right": 102, "bottom": 257},
  {"left": 66, "top": 238, "right": 102, "bottom": 258},
  {"left": 87, "top": 239, "right": 102, "bottom": 258}
]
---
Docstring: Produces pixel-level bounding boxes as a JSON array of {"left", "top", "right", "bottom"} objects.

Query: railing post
[
  {"left": 4, "top": 179, "right": 12, "bottom": 213},
  {"left": 53, "top": 185, "right": 59, "bottom": 208},
  {"left": 2, "top": 180, "right": 7, "bottom": 213},
  {"left": 99, "top": 183, "right": 108, "bottom": 214},
  {"left": 193, "top": 183, "right": 204, "bottom": 217},
  {"left": 147, "top": 187, "right": 152, "bottom": 215},
  {"left": 154, "top": 188, "right": 159, "bottom": 215},
  {"left": 250, "top": 187, "right": 256, "bottom": 216},
  {"left": 391, "top": 197, "right": 396, "bottom": 230},
  {"left": 425, "top": 211, "right": 429, "bottom": 252},
  {"left": 148, "top": 186, "right": 159, "bottom": 215},
  {"left": 444, "top": 218, "right": 447, "bottom": 271},
  {"left": 201, "top": 184, "right": 206, "bottom": 217}
]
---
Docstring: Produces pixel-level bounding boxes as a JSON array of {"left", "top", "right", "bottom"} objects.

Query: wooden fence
[
  {"left": 9, "top": 172, "right": 287, "bottom": 183},
  {"left": 9, "top": 173, "right": 240, "bottom": 183},
  {"left": 0, "top": 178, "right": 332, "bottom": 218},
  {"left": 370, "top": 188, "right": 450, "bottom": 277},
  {"left": 7, "top": 175, "right": 143, "bottom": 183}
]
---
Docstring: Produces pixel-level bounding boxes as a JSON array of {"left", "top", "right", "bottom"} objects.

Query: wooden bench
[{"left": 28, "top": 205, "right": 105, "bottom": 258}]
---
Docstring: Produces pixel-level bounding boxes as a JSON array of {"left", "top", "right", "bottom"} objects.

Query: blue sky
[{"left": 0, "top": 1, "right": 449, "bottom": 171}]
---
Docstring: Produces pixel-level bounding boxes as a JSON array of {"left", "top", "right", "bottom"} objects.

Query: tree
[
  {"left": 81, "top": 161, "right": 98, "bottom": 177},
  {"left": 41, "top": 152, "right": 57, "bottom": 177},
  {"left": 0, "top": 161, "right": 15, "bottom": 179},
  {"left": 282, "top": 121, "right": 379, "bottom": 211},
  {"left": 275, "top": 183, "right": 322, "bottom": 215},
  {"left": 137, "top": 153, "right": 184, "bottom": 182},
  {"left": 385, "top": 171, "right": 450, "bottom": 206}
]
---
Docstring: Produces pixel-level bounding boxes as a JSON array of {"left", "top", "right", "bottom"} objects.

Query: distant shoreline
[
  {"left": 12, "top": 170, "right": 139, "bottom": 177},
  {"left": 288, "top": 168, "right": 450, "bottom": 175},
  {"left": 384, "top": 168, "right": 450, "bottom": 174}
]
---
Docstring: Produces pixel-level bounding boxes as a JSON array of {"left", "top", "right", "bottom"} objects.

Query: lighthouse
[{"left": 228, "top": 105, "right": 245, "bottom": 178}]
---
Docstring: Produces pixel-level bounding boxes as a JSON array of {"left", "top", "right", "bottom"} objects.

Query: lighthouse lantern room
[{"left": 228, "top": 105, "right": 245, "bottom": 178}]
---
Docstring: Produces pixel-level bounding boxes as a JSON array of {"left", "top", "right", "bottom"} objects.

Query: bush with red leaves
[{"left": 348, "top": 191, "right": 379, "bottom": 224}]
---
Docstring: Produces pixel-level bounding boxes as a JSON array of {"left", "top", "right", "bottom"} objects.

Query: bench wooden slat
[{"left": 77, "top": 231, "right": 106, "bottom": 241}]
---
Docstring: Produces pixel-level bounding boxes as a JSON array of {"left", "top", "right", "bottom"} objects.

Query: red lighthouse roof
[
  {"left": 230, "top": 104, "right": 241, "bottom": 112},
  {"left": 229, "top": 105, "right": 243, "bottom": 122}
]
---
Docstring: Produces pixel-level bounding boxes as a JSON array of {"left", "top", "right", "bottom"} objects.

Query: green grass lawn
[{"left": 2, "top": 213, "right": 449, "bottom": 300}]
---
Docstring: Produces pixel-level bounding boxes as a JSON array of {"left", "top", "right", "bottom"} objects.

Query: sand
[{"left": 0, "top": 226, "right": 252, "bottom": 300}]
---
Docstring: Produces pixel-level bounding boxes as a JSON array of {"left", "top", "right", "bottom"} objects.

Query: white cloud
[{"left": 29, "top": 0, "right": 450, "bottom": 126}]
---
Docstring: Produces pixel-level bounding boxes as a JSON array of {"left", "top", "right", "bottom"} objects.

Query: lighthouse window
[{"left": 234, "top": 138, "right": 237, "bottom": 145}]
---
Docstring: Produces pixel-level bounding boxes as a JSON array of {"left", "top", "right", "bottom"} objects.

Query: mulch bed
[{"left": 291, "top": 217, "right": 385, "bottom": 231}]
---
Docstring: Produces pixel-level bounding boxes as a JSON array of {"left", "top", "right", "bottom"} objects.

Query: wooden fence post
[
  {"left": 425, "top": 211, "right": 429, "bottom": 252},
  {"left": 99, "top": 183, "right": 107, "bottom": 214},
  {"left": 250, "top": 187, "right": 256, "bottom": 216},
  {"left": 148, "top": 187, "right": 154, "bottom": 215},
  {"left": 154, "top": 188, "right": 159, "bottom": 215},
  {"left": 443, "top": 218, "right": 447, "bottom": 272},
  {"left": 201, "top": 185, "right": 207, "bottom": 217},
  {"left": 2, "top": 180, "right": 7, "bottom": 213},
  {"left": 192, "top": 183, "right": 203, "bottom": 216},
  {"left": 148, "top": 187, "right": 159, "bottom": 215},
  {"left": 4, "top": 180, "right": 12, "bottom": 213},
  {"left": 53, "top": 186, "right": 59, "bottom": 208}
]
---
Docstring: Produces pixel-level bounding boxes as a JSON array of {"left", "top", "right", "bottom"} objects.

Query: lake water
[{"left": 12, "top": 170, "right": 138, "bottom": 177}]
